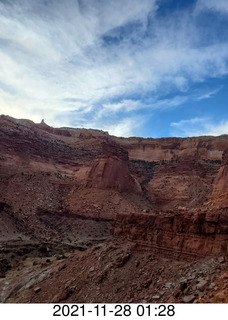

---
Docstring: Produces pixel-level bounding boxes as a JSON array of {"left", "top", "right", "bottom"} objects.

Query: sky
[{"left": 0, "top": 0, "right": 228, "bottom": 138}]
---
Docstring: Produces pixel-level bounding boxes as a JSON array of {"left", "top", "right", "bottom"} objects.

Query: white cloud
[
  {"left": 103, "top": 100, "right": 142, "bottom": 112},
  {"left": 171, "top": 117, "right": 228, "bottom": 137},
  {"left": 90, "top": 0, "right": 157, "bottom": 34},
  {"left": 79, "top": 116, "right": 143, "bottom": 137},
  {"left": 150, "top": 95, "right": 189, "bottom": 110},
  {"left": 96, "top": 90, "right": 220, "bottom": 120},
  {"left": 206, "top": 121, "right": 228, "bottom": 136},
  {"left": 196, "top": 0, "right": 228, "bottom": 14},
  {"left": 195, "top": 87, "right": 223, "bottom": 101},
  {"left": 101, "top": 117, "right": 142, "bottom": 137},
  {"left": 0, "top": 0, "right": 228, "bottom": 136},
  {"left": 0, "top": 15, "right": 60, "bottom": 61}
]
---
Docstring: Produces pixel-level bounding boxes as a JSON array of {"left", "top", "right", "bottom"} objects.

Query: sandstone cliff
[
  {"left": 210, "top": 149, "right": 228, "bottom": 208},
  {"left": 0, "top": 115, "right": 148, "bottom": 222},
  {"left": 115, "top": 135, "right": 227, "bottom": 161},
  {"left": 114, "top": 209, "right": 228, "bottom": 260},
  {"left": 86, "top": 140, "right": 141, "bottom": 193}
]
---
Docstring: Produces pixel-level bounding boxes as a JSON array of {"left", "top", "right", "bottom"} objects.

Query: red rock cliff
[
  {"left": 210, "top": 149, "right": 228, "bottom": 208},
  {"left": 115, "top": 136, "right": 228, "bottom": 161},
  {"left": 86, "top": 141, "right": 141, "bottom": 193},
  {"left": 114, "top": 210, "right": 228, "bottom": 260}
]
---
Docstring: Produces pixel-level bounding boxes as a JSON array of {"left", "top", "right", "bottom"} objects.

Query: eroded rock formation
[{"left": 86, "top": 141, "right": 141, "bottom": 193}]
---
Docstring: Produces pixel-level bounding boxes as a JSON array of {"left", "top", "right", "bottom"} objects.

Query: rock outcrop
[
  {"left": 86, "top": 141, "right": 141, "bottom": 193},
  {"left": 0, "top": 115, "right": 148, "bottom": 221},
  {"left": 115, "top": 135, "right": 228, "bottom": 161},
  {"left": 114, "top": 209, "right": 228, "bottom": 260},
  {"left": 210, "top": 149, "right": 228, "bottom": 208},
  {"left": 115, "top": 135, "right": 228, "bottom": 211}
]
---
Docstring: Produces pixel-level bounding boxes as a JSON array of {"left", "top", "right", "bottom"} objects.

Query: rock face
[
  {"left": 86, "top": 141, "right": 140, "bottom": 193},
  {"left": 114, "top": 210, "right": 228, "bottom": 260},
  {"left": 210, "top": 149, "right": 228, "bottom": 208},
  {"left": 115, "top": 136, "right": 227, "bottom": 161},
  {"left": 116, "top": 136, "right": 227, "bottom": 211},
  {"left": 138, "top": 158, "right": 220, "bottom": 210},
  {"left": 87, "top": 156, "right": 139, "bottom": 192},
  {"left": 0, "top": 115, "right": 149, "bottom": 222}
]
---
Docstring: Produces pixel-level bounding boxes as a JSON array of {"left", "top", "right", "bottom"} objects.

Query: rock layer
[
  {"left": 114, "top": 210, "right": 228, "bottom": 260},
  {"left": 115, "top": 135, "right": 228, "bottom": 161}
]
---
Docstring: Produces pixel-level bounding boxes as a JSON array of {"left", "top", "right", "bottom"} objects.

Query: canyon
[{"left": 0, "top": 115, "right": 227, "bottom": 303}]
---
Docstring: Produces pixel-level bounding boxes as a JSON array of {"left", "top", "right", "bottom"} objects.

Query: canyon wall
[
  {"left": 115, "top": 135, "right": 228, "bottom": 210},
  {"left": 114, "top": 210, "right": 228, "bottom": 260},
  {"left": 0, "top": 115, "right": 148, "bottom": 221},
  {"left": 1, "top": 115, "right": 227, "bottom": 218},
  {"left": 0, "top": 115, "right": 227, "bottom": 259},
  {"left": 210, "top": 149, "right": 228, "bottom": 208},
  {"left": 115, "top": 136, "right": 228, "bottom": 161}
]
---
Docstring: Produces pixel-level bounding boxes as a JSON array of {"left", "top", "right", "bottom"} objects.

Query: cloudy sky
[{"left": 0, "top": 0, "right": 228, "bottom": 137}]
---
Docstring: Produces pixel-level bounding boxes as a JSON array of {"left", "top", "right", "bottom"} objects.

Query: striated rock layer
[
  {"left": 114, "top": 210, "right": 228, "bottom": 260},
  {"left": 115, "top": 135, "right": 227, "bottom": 161}
]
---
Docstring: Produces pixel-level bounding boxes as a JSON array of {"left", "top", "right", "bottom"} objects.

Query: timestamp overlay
[{"left": 0, "top": 304, "right": 227, "bottom": 320}]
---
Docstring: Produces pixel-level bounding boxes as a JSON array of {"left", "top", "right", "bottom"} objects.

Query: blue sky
[{"left": 0, "top": 0, "right": 228, "bottom": 137}]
